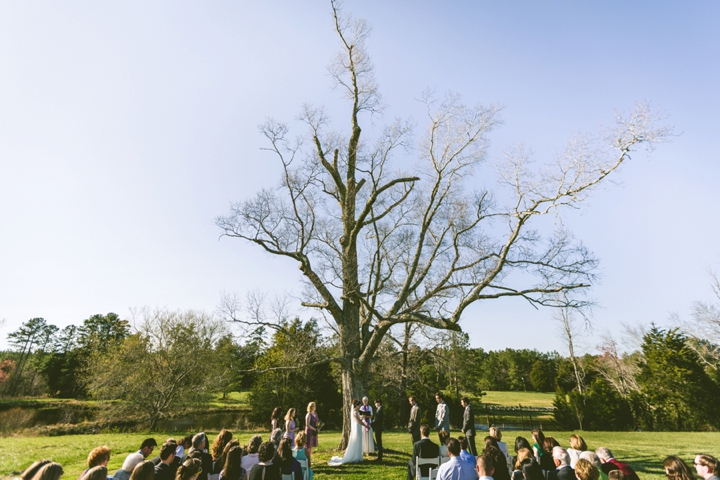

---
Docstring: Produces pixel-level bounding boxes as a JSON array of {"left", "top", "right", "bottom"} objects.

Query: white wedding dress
[{"left": 328, "top": 408, "right": 364, "bottom": 465}]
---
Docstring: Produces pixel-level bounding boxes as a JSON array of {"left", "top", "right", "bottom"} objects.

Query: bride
[{"left": 328, "top": 399, "right": 365, "bottom": 465}]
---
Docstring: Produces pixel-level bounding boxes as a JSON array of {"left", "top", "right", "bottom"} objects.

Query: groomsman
[
  {"left": 461, "top": 397, "right": 477, "bottom": 456},
  {"left": 372, "top": 398, "right": 384, "bottom": 461},
  {"left": 408, "top": 396, "right": 421, "bottom": 445},
  {"left": 435, "top": 392, "right": 450, "bottom": 444}
]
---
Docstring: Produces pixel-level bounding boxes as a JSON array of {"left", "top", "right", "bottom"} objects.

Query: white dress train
[{"left": 328, "top": 409, "right": 364, "bottom": 465}]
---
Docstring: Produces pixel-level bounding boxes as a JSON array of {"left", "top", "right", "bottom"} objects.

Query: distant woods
[{"left": 2, "top": 309, "right": 720, "bottom": 432}]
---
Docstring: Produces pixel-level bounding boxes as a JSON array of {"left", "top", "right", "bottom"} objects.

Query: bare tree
[
  {"left": 555, "top": 306, "right": 587, "bottom": 394},
  {"left": 678, "top": 271, "right": 720, "bottom": 368},
  {"left": 215, "top": 1, "right": 672, "bottom": 445}
]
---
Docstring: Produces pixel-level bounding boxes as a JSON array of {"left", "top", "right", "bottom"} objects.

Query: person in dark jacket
[
  {"left": 278, "top": 438, "right": 302, "bottom": 480},
  {"left": 548, "top": 447, "right": 575, "bottom": 480},
  {"left": 155, "top": 442, "right": 178, "bottom": 480},
  {"left": 371, "top": 398, "right": 384, "bottom": 461},
  {"left": 461, "top": 397, "right": 477, "bottom": 456},
  {"left": 248, "top": 442, "right": 281, "bottom": 480},
  {"left": 407, "top": 424, "right": 440, "bottom": 480},
  {"left": 187, "top": 433, "right": 213, "bottom": 480}
]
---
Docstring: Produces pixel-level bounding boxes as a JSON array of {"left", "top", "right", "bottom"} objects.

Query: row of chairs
[{"left": 416, "top": 455, "right": 451, "bottom": 480}]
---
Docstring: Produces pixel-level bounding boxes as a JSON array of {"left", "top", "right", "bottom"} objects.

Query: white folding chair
[
  {"left": 207, "top": 474, "right": 220, "bottom": 480},
  {"left": 296, "top": 459, "right": 309, "bottom": 480},
  {"left": 281, "top": 475, "right": 294, "bottom": 480},
  {"left": 416, "top": 456, "right": 440, "bottom": 480},
  {"left": 440, "top": 455, "right": 451, "bottom": 465}
]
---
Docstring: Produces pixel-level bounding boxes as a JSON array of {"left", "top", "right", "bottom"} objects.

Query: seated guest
[
  {"left": 278, "top": 438, "right": 302, "bottom": 480},
  {"left": 248, "top": 442, "right": 281, "bottom": 480},
  {"left": 512, "top": 449, "right": 533, "bottom": 480},
  {"left": 139, "top": 439, "right": 158, "bottom": 459},
  {"left": 663, "top": 459, "right": 695, "bottom": 480},
  {"left": 407, "top": 424, "right": 440, "bottom": 480},
  {"left": 212, "top": 430, "right": 234, "bottom": 464},
  {"left": 155, "top": 442, "right": 178, "bottom": 480},
  {"left": 129, "top": 461, "right": 155, "bottom": 480},
  {"left": 215, "top": 440, "right": 240, "bottom": 476},
  {"left": 490, "top": 427, "right": 512, "bottom": 474},
  {"left": 579, "top": 452, "right": 608, "bottom": 480},
  {"left": 567, "top": 435, "right": 587, "bottom": 469},
  {"left": 114, "top": 454, "right": 145, "bottom": 480},
  {"left": 693, "top": 454, "right": 719, "bottom": 480},
  {"left": 80, "top": 466, "right": 108, "bottom": 480},
  {"left": 575, "top": 458, "right": 600, "bottom": 480},
  {"left": 292, "top": 432, "right": 314, "bottom": 480},
  {"left": 595, "top": 448, "right": 639, "bottom": 480},
  {"left": 241, "top": 435, "right": 263, "bottom": 474},
  {"left": 219, "top": 447, "right": 245, "bottom": 480},
  {"left": 520, "top": 458, "right": 544, "bottom": 480},
  {"left": 439, "top": 430, "right": 451, "bottom": 457},
  {"left": 477, "top": 454, "right": 495, "bottom": 480},
  {"left": 81, "top": 446, "right": 111, "bottom": 479},
  {"left": 436, "top": 438, "right": 477, "bottom": 480},
  {"left": 485, "top": 445, "right": 510, "bottom": 480},
  {"left": 608, "top": 472, "right": 627, "bottom": 480},
  {"left": 20, "top": 460, "right": 51, "bottom": 480},
  {"left": 548, "top": 447, "right": 574, "bottom": 480},
  {"left": 458, "top": 436, "right": 475, "bottom": 465},
  {"left": 176, "top": 458, "right": 203, "bottom": 480},
  {"left": 34, "top": 463, "right": 64, "bottom": 480},
  {"left": 176, "top": 436, "right": 193, "bottom": 462},
  {"left": 188, "top": 434, "right": 212, "bottom": 480}
]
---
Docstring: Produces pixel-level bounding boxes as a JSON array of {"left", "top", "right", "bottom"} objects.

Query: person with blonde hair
[
  {"left": 175, "top": 458, "right": 202, "bottom": 480},
  {"left": 284, "top": 408, "right": 298, "bottom": 444},
  {"left": 304, "top": 402, "right": 319, "bottom": 467},
  {"left": 211, "top": 430, "right": 233, "bottom": 462},
  {"left": 292, "top": 432, "right": 314, "bottom": 480},
  {"left": 575, "top": 459, "right": 599, "bottom": 480},
  {"left": 20, "top": 460, "right": 51, "bottom": 480},
  {"left": 579, "top": 451, "right": 608, "bottom": 480},
  {"left": 80, "top": 466, "right": 108, "bottom": 480},
  {"left": 567, "top": 435, "right": 587, "bottom": 468},
  {"left": 512, "top": 449, "right": 533, "bottom": 480},
  {"left": 34, "top": 463, "right": 64, "bottom": 480}
]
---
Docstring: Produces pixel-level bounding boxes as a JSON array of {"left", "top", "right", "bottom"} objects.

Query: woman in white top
[
  {"left": 567, "top": 434, "right": 587, "bottom": 468},
  {"left": 490, "top": 427, "right": 512, "bottom": 475}
]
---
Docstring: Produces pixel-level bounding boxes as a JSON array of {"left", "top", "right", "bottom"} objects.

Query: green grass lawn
[
  {"left": 2, "top": 429, "right": 719, "bottom": 480},
  {"left": 481, "top": 391, "right": 556, "bottom": 407}
]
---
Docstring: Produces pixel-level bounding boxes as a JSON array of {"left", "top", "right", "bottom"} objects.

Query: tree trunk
[{"left": 339, "top": 362, "right": 367, "bottom": 449}]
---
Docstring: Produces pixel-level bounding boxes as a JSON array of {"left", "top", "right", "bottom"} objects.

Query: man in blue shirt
[{"left": 436, "top": 438, "right": 477, "bottom": 480}]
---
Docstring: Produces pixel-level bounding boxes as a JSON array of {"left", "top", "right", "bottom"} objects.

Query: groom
[{"left": 371, "top": 398, "right": 384, "bottom": 461}]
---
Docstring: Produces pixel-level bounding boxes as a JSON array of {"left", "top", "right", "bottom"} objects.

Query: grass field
[
  {"left": 2, "top": 429, "right": 719, "bottom": 480},
  {"left": 482, "top": 391, "right": 555, "bottom": 407}
]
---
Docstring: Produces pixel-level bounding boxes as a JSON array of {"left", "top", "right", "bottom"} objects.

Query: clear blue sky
[{"left": 1, "top": 1, "right": 718, "bottom": 354}]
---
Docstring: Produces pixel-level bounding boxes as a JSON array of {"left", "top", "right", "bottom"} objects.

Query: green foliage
[
  {"left": 85, "top": 309, "right": 224, "bottom": 429},
  {"left": 554, "top": 378, "right": 634, "bottom": 430},
  {"left": 635, "top": 325, "right": 720, "bottom": 430},
  {"left": 248, "top": 318, "right": 342, "bottom": 429}
]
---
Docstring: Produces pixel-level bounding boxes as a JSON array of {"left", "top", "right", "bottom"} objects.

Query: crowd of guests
[
  {"left": 17, "top": 427, "right": 315, "bottom": 480},
  {"left": 408, "top": 426, "right": 720, "bottom": 480}
]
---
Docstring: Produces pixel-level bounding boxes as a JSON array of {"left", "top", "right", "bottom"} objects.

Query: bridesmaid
[
  {"left": 284, "top": 408, "right": 298, "bottom": 444},
  {"left": 304, "top": 402, "right": 319, "bottom": 468}
]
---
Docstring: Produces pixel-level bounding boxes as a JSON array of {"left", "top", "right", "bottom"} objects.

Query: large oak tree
[{"left": 216, "top": 1, "right": 671, "bottom": 446}]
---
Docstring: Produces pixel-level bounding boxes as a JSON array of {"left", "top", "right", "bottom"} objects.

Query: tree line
[{"left": 3, "top": 306, "right": 720, "bottom": 432}]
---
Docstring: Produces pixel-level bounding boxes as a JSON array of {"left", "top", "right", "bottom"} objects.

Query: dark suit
[
  {"left": 249, "top": 462, "right": 281, "bottom": 480},
  {"left": 154, "top": 463, "right": 175, "bottom": 480},
  {"left": 408, "top": 404, "right": 421, "bottom": 445},
  {"left": 372, "top": 405, "right": 384, "bottom": 460},
  {"left": 407, "top": 438, "right": 440, "bottom": 480},
  {"left": 549, "top": 466, "right": 575, "bottom": 480},
  {"left": 461, "top": 404, "right": 476, "bottom": 456}
]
